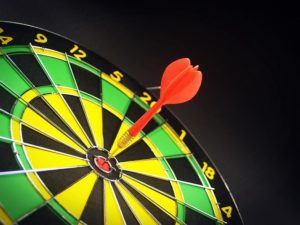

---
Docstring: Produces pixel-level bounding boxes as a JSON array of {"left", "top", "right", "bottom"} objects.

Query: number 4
[
  {"left": 0, "top": 27, "right": 13, "bottom": 45},
  {"left": 221, "top": 206, "right": 232, "bottom": 218}
]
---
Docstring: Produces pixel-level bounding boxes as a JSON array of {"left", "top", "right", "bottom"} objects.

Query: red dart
[{"left": 117, "top": 58, "right": 202, "bottom": 148}]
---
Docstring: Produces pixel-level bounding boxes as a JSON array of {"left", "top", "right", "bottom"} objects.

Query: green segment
[
  {"left": 12, "top": 101, "right": 26, "bottom": 118},
  {"left": 147, "top": 127, "right": 182, "bottom": 156},
  {"left": 179, "top": 182, "right": 214, "bottom": 217},
  {"left": 0, "top": 57, "right": 32, "bottom": 95},
  {"left": 38, "top": 55, "right": 76, "bottom": 89},
  {"left": 0, "top": 174, "right": 44, "bottom": 220},
  {"left": 188, "top": 156, "right": 210, "bottom": 187},
  {"left": 1, "top": 45, "right": 31, "bottom": 54},
  {"left": 0, "top": 113, "right": 11, "bottom": 139},
  {"left": 102, "top": 79, "right": 130, "bottom": 115},
  {"left": 48, "top": 199, "right": 77, "bottom": 225},
  {"left": 36, "top": 86, "right": 57, "bottom": 95},
  {"left": 69, "top": 56, "right": 100, "bottom": 76},
  {"left": 134, "top": 97, "right": 164, "bottom": 124},
  {"left": 177, "top": 203, "right": 186, "bottom": 222}
]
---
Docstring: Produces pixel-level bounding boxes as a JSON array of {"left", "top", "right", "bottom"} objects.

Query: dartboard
[{"left": 0, "top": 21, "right": 243, "bottom": 225}]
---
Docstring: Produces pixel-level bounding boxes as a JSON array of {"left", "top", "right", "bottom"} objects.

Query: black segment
[
  {"left": 63, "top": 94, "right": 96, "bottom": 146},
  {"left": 116, "top": 139, "right": 155, "bottom": 162},
  {"left": 0, "top": 142, "right": 20, "bottom": 172},
  {"left": 102, "top": 109, "right": 122, "bottom": 150},
  {"left": 185, "top": 207, "right": 216, "bottom": 225},
  {"left": 126, "top": 100, "right": 161, "bottom": 134},
  {"left": 22, "top": 125, "right": 85, "bottom": 158},
  {"left": 181, "top": 130, "right": 207, "bottom": 164},
  {"left": 112, "top": 183, "right": 139, "bottom": 225},
  {"left": 120, "top": 179, "right": 174, "bottom": 225},
  {"left": 37, "top": 167, "right": 91, "bottom": 196},
  {"left": 0, "top": 85, "right": 17, "bottom": 112},
  {"left": 9, "top": 54, "right": 51, "bottom": 87},
  {"left": 167, "top": 157, "right": 202, "bottom": 185},
  {"left": 19, "top": 205, "right": 67, "bottom": 225},
  {"left": 70, "top": 63, "right": 101, "bottom": 98},
  {"left": 123, "top": 170, "right": 174, "bottom": 197},
  {"left": 30, "top": 96, "right": 87, "bottom": 148},
  {"left": 81, "top": 179, "right": 104, "bottom": 225}
]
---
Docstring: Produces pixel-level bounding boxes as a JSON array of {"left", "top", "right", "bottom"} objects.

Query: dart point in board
[{"left": 114, "top": 58, "right": 203, "bottom": 151}]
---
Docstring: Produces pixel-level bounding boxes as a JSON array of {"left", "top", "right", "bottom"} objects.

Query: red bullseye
[
  {"left": 94, "top": 156, "right": 111, "bottom": 173},
  {"left": 88, "top": 148, "right": 121, "bottom": 180}
]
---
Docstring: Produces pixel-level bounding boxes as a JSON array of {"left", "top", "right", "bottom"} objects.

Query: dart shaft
[
  {"left": 117, "top": 100, "right": 163, "bottom": 148},
  {"left": 129, "top": 99, "right": 163, "bottom": 136}
]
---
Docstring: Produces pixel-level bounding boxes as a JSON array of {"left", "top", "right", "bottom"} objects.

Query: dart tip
[{"left": 118, "top": 131, "right": 134, "bottom": 148}]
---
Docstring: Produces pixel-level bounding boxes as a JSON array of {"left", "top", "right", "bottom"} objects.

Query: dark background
[{"left": 1, "top": 1, "right": 298, "bottom": 224}]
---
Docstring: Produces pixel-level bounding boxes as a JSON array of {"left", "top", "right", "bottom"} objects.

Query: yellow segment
[
  {"left": 25, "top": 145, "right": 87, "bottom": 169},
  {"left": 11, "top": 119, "right": 21, "bottom": 142},
  {"left": 104, "top": 180, "right": 125, "bottom": 225},
  {"left": 119, "top": 158, "right": 169, "bottom": 179},
  {"left": 21, "top": 89, "right": 39, "bottom": 103},
  {"left": 27, "top": 172, "right": 52, "bottom": 200},
  {"left": 122, "top": 175, "right": 177, "bottom": 217},
  {"left": 33, "top": 46, "right": 66, "bottom": 60},
  {"left": 55, "top": 172, "right": 98, "bottom": 219},
  {"left": 115, "top": 181, "right": 158, "bottom": 225},
  {"left": 171, "top": 181, "right": 184, "bottom": 202},
  {"left": 102, "top": 72, "right": 134, "bottom": 98},
  {"left": 109, "top": 122, "right": 141, "bottom": 157},
  {"left": 81, "top": 98, "right": 103, "bottom": 148},
  {"left": 206, "top": 189, "right": 224, "bottom": 223},
  {"left": 22, "top": 107, "right": 86, "bottom": 154},
  {"left": 0, "top": 207, "right": 13, "bottom": 225},
  {"left": 43, "top": 94, "right": 91, "bottom": 148},
  {"left": 170, "top": 181, "right": 184, "bottom": 225},
  {"left": 58, "top": 87, "right": 78, "bottom": 96}
]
